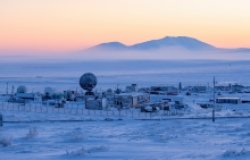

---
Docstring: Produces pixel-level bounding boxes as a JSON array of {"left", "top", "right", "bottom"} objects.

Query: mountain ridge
[{"left": 87, "top": 36, "right": 250, "bottom": 53}]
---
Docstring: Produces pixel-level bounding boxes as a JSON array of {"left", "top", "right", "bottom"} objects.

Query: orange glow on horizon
[{"left": 0, "top": 0, "right": 250, "bottom": 53}]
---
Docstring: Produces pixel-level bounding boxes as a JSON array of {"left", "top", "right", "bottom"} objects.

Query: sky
[{"left": 1, "top": 0, "right": 250, "bottom": 53}]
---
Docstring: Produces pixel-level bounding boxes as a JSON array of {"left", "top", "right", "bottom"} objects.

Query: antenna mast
[
  {"left": 212, "top": 76, "right": 216, "bottom": 122},
  {"left": 6, "top": 82, "right": 9, "bottom": 95}
]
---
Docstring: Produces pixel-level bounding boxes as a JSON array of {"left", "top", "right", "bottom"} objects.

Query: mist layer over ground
[
  {"left": 0, "top": 60, "right": 250, "bottom": 93},
  {"left": 1, "top": 60, "right": 250, "bottom": 77}
]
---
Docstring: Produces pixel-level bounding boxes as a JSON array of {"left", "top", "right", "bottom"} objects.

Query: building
[
  {"left": 8, "top": 93, "right": 41, "bottom": 103},
  {"left": 231, "top": 84, "right": 244, "bottom": 92},
  {"left": 114, "top": 92, "right": 150, "bottom": 108},
  {"left": 215, "top": 83, "right": 245, "bottom": 93},
  {"left": 85, "top": 95, "right": 106, "bottom": 110},
  {"left": 216, "top": 97, "right": 241, "bottom": 104},
  {"left": 64, "top": 90, "right": 77, "bottom": 101},
  {"left": 125, "top": 84, "right": 138, "bottom": 93},
  {"left": 150, "top": 86, "right": 178, "bottom": 95},
  {"left": 184, "top": 86, "right": 208, "bottom": 93}
]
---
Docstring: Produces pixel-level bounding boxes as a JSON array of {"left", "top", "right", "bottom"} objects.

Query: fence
[
  {"left": 1, "top": 101, "right": 250, "bottom": 121},
  {"left": 0, "top": 101, "right": 187, "bottom": 120}
]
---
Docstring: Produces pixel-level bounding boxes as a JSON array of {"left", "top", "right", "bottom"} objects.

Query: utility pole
[
  {"left": 0, "top": 113, "right": 3, "bottom": 127},
  {"left": 212, "top": 76, "right": 216, "bottom": 122},
  {"left": 11, "top": 85, "right": 15, "bottom": 94},
  {"left": 6, "top": 82, "right": 9, "bottom": 95}
]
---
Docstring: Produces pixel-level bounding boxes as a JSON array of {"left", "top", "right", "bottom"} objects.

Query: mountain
[
  {"left": 89, "top": 42, "right": 128, "bottom": 51},
  {"left": 223, "top": 48, "right": 250, "bottom": 53},
  {"left": 89, "top": 36, "right": 217, "bottom": 51},
  {"left": 130, "top": 36, "right": 215, "bottom": 50},
  {"left": 87, "top": 36, "right": 250, "bottom": 54}
]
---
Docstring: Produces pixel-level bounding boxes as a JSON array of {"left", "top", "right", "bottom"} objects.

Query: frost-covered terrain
[
  {"left": 1, "top": 59, "right": 250, "bottom": 160},
  {"left": 1, "top": 118, "right": 250, "bottom": 160}
]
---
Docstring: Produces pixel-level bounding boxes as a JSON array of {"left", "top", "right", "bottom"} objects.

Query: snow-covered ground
[
  {"left": 1, "top": 60, "right": 250, "bottom": 159},
  {"left": 1, "top": 117, "right": 250, "bottom": 160},
  {"left": 1, "top": 95, "right": 250, "bottom": 160}
]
